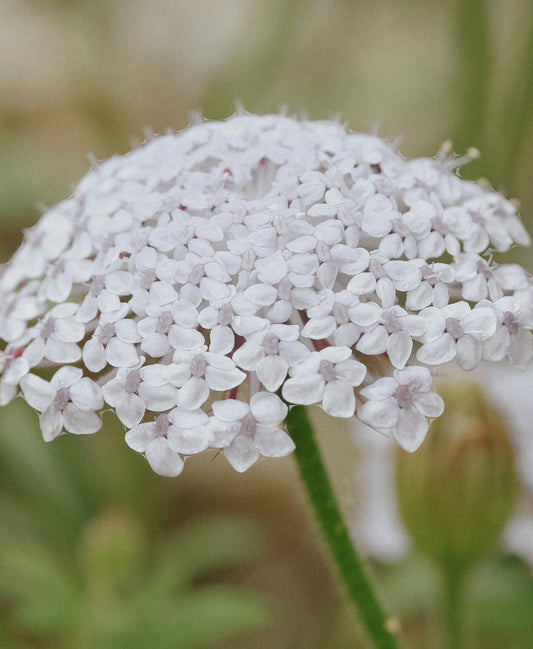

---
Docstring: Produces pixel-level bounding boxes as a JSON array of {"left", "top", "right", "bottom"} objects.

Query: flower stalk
[{"left": 287, "top": 405, "right": 401, "bottom": 649}]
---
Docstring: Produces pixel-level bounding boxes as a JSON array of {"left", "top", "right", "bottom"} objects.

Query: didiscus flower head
[{"left": 0, "top": 113, "right": 531, "bottom": 475}]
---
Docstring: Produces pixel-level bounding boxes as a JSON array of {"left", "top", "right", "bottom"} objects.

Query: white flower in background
[{"left": 0, "top": 113, "right": 531, "bottom": 475}]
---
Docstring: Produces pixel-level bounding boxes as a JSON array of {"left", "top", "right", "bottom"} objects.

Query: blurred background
[{"left": 1, "top": 0, "right": 533, "bottom": 647}]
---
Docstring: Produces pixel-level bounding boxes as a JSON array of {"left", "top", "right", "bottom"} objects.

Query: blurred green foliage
[{"left": 0, "top": 401, "right": 272, "bottom": 648}]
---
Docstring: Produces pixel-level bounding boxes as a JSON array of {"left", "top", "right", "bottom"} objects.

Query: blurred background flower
[{"left": 1, "top": 0, "right": 533, "bottom": 647}]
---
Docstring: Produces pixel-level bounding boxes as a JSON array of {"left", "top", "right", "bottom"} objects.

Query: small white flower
[
  {"left": 283, "top": 347, "right": 366, "bottom": 418},
  {"left": 210, "top": 393, "right": 293, "bottom": 472},
  {"left": 358, "top": 366, "right": 444, "bottom": 452}
]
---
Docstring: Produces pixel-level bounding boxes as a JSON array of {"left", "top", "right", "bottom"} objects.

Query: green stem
[
  {"left": 286, "top": 406, "right": 401, "bottom": 649},
  {"left": 443, "top": 568, "right": 464, "bottom": 649}
]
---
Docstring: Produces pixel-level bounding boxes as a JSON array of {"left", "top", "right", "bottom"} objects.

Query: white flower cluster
[{"left": 0, "top": 114, "right": 532, "bottom": 476}]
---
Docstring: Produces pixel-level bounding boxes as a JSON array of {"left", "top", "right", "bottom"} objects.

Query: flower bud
[{"left": 396, "top": 380, "right": 516, "bottom": 571}]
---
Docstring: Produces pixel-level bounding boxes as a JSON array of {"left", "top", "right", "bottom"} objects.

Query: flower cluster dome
[{"left": 0, "top": 113, "right": 532, "bottom": 476}]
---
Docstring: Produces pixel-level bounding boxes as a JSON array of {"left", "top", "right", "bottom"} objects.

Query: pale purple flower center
[
  {"left": 99, "top": 323, "right": 115, "bottom": 346},
  {"left": 153, "top": 413, "right": 170, "bottom": 437},
  {"left": 191, "top": 354, "right": 208, "bottom": 377},
  {"left": 125, "top": 370, "right": 141, "bottom": 394},
  {"left": 53, "top": 387, "right": 71, "bottom": 411},
  {"left": 156, "top": 311, "right": 173, "bottom": 334},
  {"left": 445, "top": 317, "right": 464, "bottom": 340},
  {"left": 394, "top": 384, "right": 413, "bottom": 409},
  {"left": 240, "top": 412, "right": 257, "bottom": 436},
  {"left": 263, "top": 333, "right": 279, "bottom": 355},
  {"left": 41, "top": 318, "right": 56, "bottom": 339},
  {"left": 319, "top": 359, "right": 337, "bottom": 383},
  {"left": 503, "top": 311, "right": 519, "bottom": 334}
]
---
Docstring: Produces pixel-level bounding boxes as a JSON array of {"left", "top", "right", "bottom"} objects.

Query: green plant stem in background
[
  {"left": 452, "top": 0, "right": 490, "bottom": 154},
  {"left": 443, "top": 567, "right": 464, "bottom": 649},
  {"left": 286, "top": 406, "right": 402, "bottom": 649}
]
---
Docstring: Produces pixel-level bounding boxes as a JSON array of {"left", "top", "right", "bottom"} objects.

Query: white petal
[
  {"left": 416, "top": 333, "right": 456, "bottom": 365},
  {"left": 39, "top": 408, "right": 64, "bottom": 441},
  {"left": 51, "top": 365, "right": 83, "bottom": 389},
  {"left": 177, "top": 377, "right": 210, "bottom": 410},
  {"left": 349, "top": 302, "right": 382, "bottom": 327},
  {"left": 138, "top": 382, "right": 177, "bottom": 411},
  {"left": 212, "top": 399, "right": 250, "bottom": 422},
  {"left": 355, "top": 326, "right": 388, "bottom": 355},
  {"left": 141, "top": 333, "right": 171, "bottom": 357},
  {"left": 358, "top": 398, "right": 398, "bottom": 429},
  {"left": 253, "top": 425, "right": 295, "bottom": 457},
  {"left": 250, "top": 392, "right": 288, "bottom": 424},
  {"left": 205, "top": 365, "right": 246, "bottom": 391},
  {"left": 394, "top": 408, "right": 428, "bottom": 452},
  {"left": 209, "top": 325, "right": 235, "bottom": 355},
  {"left": 106, "top": 339, "right": 139, "bottom": 368},
  {"left": 168, "top": 325, "right": 204, "bottom": 351},
  {"left": 45, "top": 338, "right": 81, "bottom": 363},
  {"left": 114, "top": 319, "right": 142, "bottom": 343},
  {"left": 387, "top": 331, "right": 412, "bottom": 369},
  {"left": 125, "top": 423, "right": 154, "bottom": 451},
  {"left": 116, "top": 393, "right": 145, "bottom": 428},
  {"left": 63, "top": 403, "right": 102, "bottom": 435},
  {"left": 335, "top": 359, "right": 367, "bottom": 386},
  {"left": 412, "top": 391, "right": 445, "bottom": 418},
  {"left": 301, "top": 316, "right": 337, "bottom": 340},
  {"left": 69, "top": 377, "right": 104, "bottom": 411},
  {"left": 224, "top": 435, "right": 260, "bottom": 472},
  {"left": 20, "top": 374, "right": 54, "bottom": 411},
  {"left": 256, "top": 355, "right": 289, "bottom": 391},
  {"left": 282, "top": 374, "right": 325, "bottom": 405},
  {"left": 145, "top": 438, "right": 184, "bottom": 477},
  {"left": 322, "top": 380, "right": 356, "bottom": 418},
  {"left": 455, "top": 335, "right": 481, "bottom": 371},
  {"left": 83, "top": 339, "right": 107, "bottom": 372},
  {"left": 461, "top": 307, "right": 497, "bottom": 340},
  {"left": 167, "top": 424, "right": 214, "bottom": 455}
]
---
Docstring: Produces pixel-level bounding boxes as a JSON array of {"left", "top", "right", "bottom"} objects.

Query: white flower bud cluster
[{"left": 0, "top": 114, "right": 531, "bottom": 476}]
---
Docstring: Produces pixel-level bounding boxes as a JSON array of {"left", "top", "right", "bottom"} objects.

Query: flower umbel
[{"left": 0, "top": 113, "right": 532, "bottom": 475}]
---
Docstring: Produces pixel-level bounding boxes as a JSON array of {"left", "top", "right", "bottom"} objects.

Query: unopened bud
[{"left": 396, "top": 380, "right": 516, "bottom": 571}]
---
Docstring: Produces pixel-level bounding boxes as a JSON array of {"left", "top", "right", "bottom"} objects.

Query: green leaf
[
  {"left": 144, "top": 515, "right": 265, "bottom": 599},
  {"left": 100, "top": 586, "right": 272, "bottom": 649}
]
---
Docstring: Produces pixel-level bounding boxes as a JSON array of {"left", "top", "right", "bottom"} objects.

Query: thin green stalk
[
  {"left": 286, "top": 406, "right": 401, "bottom": 649},
  {"left": 452, "top": 0, "right": 491, "bottom": 154},
  {"left": 443, "top": 567, "right": 464, "bottom": 649}
]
